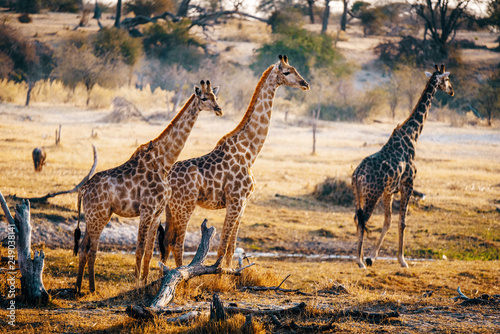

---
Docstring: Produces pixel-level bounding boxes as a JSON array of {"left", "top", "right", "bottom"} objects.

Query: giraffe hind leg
[
  {"left": 76, "top": 233, "right": 90, "bottom": 293},
  {"left": 356, "top": 198, "right": 378, "bottom": 268},
  {"left": 367, "top": 193, "right": 394, "bottom": 267}
]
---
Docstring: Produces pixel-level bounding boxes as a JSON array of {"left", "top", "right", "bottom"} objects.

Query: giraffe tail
[
  {"left": 73, "top": 189, "right": 82, "bottom": 256},
  {"left": 356, "top": 208, "right": 368, "bottom": 233},
  {"left": 158, "top": 224, "right": 166, "bottom": 260}
]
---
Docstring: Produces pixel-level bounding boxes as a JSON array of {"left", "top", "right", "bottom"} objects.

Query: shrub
[
  {"left": 93, "top": 27, "right": 142, "bottom": 67},
  {"left": 125, "top": 0, "right": 174, "bottom": 17},
  {"left": 251, "top": 25, "right": 346, "bottom": 79},
  {"left": 142, "top": 21, "right": 207, "bottom": 69},
  {"left": 313, "top": 177, "right": 354, "bottom": 207}
]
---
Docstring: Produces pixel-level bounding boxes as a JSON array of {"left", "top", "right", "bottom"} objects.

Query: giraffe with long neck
[
  {"left": 74, "top": 81, "right": 222, "bottom": 293},
  {"left": 159, "top": 55, "right": 310, "bottom": 267},
  {"left": 352, "top": 65, "right": 454, "bottom": 269}
]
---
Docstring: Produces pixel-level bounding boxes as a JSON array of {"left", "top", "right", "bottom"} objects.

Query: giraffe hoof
[{"left": 366, "top": 258, "right": 373, "bottom": 267}]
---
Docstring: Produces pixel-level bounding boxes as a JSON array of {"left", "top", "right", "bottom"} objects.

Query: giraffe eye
[
  {"left": 201, "top": 97, "right": 208, "bottom": 101},
  {"left": 283, "top": 72, "right": 291, "bottom": 76}
]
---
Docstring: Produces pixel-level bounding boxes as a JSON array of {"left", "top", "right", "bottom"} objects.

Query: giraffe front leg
[
  {"left": 141, "top": 212, "right": 163, "bottom": 284},
  {"left": 136, "top": 207, "right": 154, "bottom": 283},
  {"left": 218, "top": 201, "right": 245, "bottom": 267},
  {"left": 397, "top": 185, "right": 412, "bottom": 268},
  {"left": 367, "top": 193, "right": 394, "bottom": 266},
  {"left": 171, "top": 201, "right": 196, "bottom": 268}
]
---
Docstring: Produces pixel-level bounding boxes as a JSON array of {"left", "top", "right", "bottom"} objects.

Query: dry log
[
  {"left": 127, "top": 219, "right": 255, "bottom": 319},
  {"left": 225, "top": 302, "right": 307, "bottom": 317},
  {"left": 0, "top": 192, "right": 48, "bottom": 304},
  {"left": 329, "top": 309, "right": 400, "bottom": 323},
  {"left": 18, "top": 145, "right": 97, "bottom": 203}
]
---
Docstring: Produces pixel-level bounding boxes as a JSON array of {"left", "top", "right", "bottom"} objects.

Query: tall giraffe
[
  {"left": 159, "top": 55, "right": 309, "bottom": 267},
  {"left": 352, "top": 65, "right": 454, "bottom": 269},
  {"left": 74, "top": 81, "right": 222, "bottom": 293}
]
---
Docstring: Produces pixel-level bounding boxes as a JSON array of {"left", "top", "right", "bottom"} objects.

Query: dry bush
[
  {"left": 0, "top": 79, "right": 27, "bottom": 103},
  {"left": 235, "top": 265, "right": 283, "bottom": 288},
  {"left": 313, "top": 177, "right": 354, "bottom": 207}
]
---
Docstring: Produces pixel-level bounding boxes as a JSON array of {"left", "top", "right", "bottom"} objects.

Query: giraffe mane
[
  {"left": 216, "top": 65, "right": 275, "bottom": 146},
  {"left": 396, "top": 72, "right": 435, "bottom": 131},
  {"left": 129, "top": 94, "right": 196, "bottom": 159}
]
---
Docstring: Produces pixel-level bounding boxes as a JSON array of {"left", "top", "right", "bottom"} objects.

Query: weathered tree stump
[
  {"left": 126, "top": 219, "right": 255, "bottom": 319},
  {"left": 0, "top": 191, "right": 49, "bottom": 305},
  {"left": 210, "top": 293, "right": 227, "bottom": 321}
]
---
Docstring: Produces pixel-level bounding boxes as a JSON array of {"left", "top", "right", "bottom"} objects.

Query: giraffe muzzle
[
  {"left": 214, "top": 107, "right": 223, "bottom": 116},
  {"left": 299, "top": 80, "right": 310, "bottom": 91}
]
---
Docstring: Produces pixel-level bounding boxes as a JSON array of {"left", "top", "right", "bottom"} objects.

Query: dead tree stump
[
  {"left": 210, "top": 293, "right": 227, "bottom": 321},
  {"left": 126, "top": 219, "right": 255, "bottom": 318},
  {"left": 0, "top": 192, "right": 49, "bottom": 305}
]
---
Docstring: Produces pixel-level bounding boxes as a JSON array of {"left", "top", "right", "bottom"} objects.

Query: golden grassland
[
  {"left": 0, "top": 102, "right": 499, "bottom": 332},
  {"left": 0, "top": 11, "right": 499, "bottom": 332}
]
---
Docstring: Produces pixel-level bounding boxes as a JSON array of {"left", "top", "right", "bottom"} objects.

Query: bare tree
[
  {"left": 115, "top": 0, "right": 122, "bottom": 28},
  {"left": 307, "top": 0, "right": 315, "bottom": 23},
  {"left": 340, "top": 0, "right": 349, "bottom": 31},
  {"left": 321, "top": 0, "right": 330, "bottom": 34},
  {"left": 412, "top": 0, "right": 472, "bottom": 57}
]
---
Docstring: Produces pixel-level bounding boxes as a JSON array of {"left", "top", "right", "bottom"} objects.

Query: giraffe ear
[
  {"left": 438, "top": 72, "right": 450, "bottom": 78},
  {"left": 194, "top": 85, "right": 201, "bottom": 96},
  {"left": 212, "top": 86, "right": 219, "bottom": 96},
  {"left": 425, "top": 71, "right": 432, "bottom": 78}
]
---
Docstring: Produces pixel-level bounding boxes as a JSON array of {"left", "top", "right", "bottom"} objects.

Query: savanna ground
[{"left": 0, "top": 10, "right": 500, "bottom": 334}]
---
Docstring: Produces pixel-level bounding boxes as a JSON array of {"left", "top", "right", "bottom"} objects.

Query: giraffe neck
[
  {"left": 399, "top": 75, "right": 438, "bottom": 143},
  {"left": 151, "top": 94, "right": 201, "bottom": 172},
  {"left": 217, "top": 65, "right": 278, "bottom": 165}
]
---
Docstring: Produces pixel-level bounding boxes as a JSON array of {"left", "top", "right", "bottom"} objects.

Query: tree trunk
[
  {"left": 307, "top": 0, "right": 315, "bottom": 24},
  {"left": 114, "top": 0, "right": 122, "bottom": 28},
  {"left": 177, "top": 0, "right": 191, "bottom": 17},
  {"left": 25, "top": 80, "right": 34, "bottom": 106},
  {"left": 321, "top": 0, "right": 330, "bottom": 34},
  {"left": 0, "top": 193, "right": 49, "bottom": 305},
  {"left": 340, "top": 0, "right": 348, "bottom": 31}
]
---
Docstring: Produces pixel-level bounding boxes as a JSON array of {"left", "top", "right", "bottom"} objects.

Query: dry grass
[{"left": 0, "top": 11, "right": 499, "bottom": 333}]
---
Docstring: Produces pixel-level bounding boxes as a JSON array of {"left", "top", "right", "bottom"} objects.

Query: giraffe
[
  {"left": 351, "top": 65, "right": 454, "bottom": 269},
  {"left": 74, "top": 80, "right": 222, "bottom": 293},
  {"left": 158, "top": 55, "right": 310, "bottom": 268}
]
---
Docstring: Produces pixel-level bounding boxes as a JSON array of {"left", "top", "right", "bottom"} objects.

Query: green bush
[
  {"left": 251, "top": 26, "right": 346, "bottom": 78},
  {"left": 94, "top": 27, "right": 142, "bottom": 67},
  {"left": 142, "top": 21, "right": 207, "bottom": 69}
]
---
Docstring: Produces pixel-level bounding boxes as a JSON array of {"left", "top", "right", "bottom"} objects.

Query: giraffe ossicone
[
  {"left": 351, "top": 64, "right": 454, "bottom": 269},
  {"left": 73, "top": 80, "right": 222, "bottom": 293},
  {"left": 159, "top": 55, "right": 309, "bottom": 268}
]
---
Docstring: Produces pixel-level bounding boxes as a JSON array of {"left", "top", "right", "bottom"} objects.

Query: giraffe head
[
  {"left": 425, "top": 64, "right": 454, "bottom": 96},
  {"left": 194, "top": 80, "right": 223, "bottom": 116},
  {"left": 275, "top": 55, "right": 310, "bottom": 91}
]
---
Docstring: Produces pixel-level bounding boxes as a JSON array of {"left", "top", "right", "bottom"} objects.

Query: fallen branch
[
  {"left": 17, "top": 145, "right": 98, "bottom": 203},
  {"left": 225, "top": 302, "right": 307, "bottom": 317},
  {"left": 453, "top": 288, "right": 500, "bottom": 306},
  {"left": 331, "top": 309, "right": 400, "bottom": 322},
  {"left": 126, "top": 219, "right": 255, "bottom": 319}
]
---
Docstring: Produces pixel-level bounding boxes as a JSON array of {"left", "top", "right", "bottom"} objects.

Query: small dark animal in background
[{"left": 32, "top": 147, "right": 46, "bottom": 172}]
